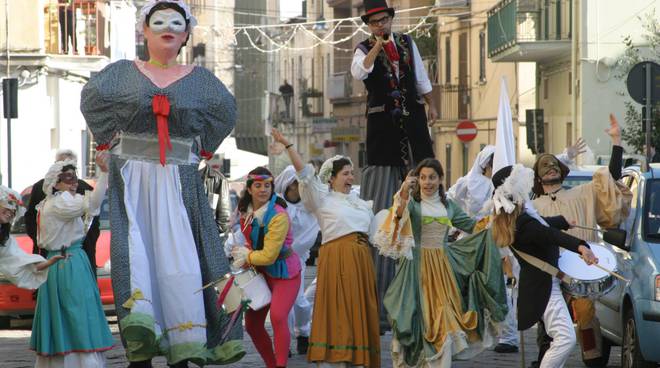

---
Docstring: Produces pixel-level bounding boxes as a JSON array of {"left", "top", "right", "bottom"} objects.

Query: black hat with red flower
[{"left": 360, "top": 0, "right": 395, "bottom": 23}]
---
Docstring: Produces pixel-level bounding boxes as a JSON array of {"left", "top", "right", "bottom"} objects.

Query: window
[
  {"left": 568, "top": 71, "right": 572, "bottom": 95},
  {"left": 544, "top": 78, "right": 549, "bottom": 99},
  {"left": 445, "top": 36, "right": 451, "bottom": 84},
  {"left": 479, "top": 31, "right": 486, "bottom": 82}
]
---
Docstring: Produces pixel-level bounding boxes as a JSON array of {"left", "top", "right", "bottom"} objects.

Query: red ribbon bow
[{"left": 152, "top": 94, "right": 172, "bottom": 166}]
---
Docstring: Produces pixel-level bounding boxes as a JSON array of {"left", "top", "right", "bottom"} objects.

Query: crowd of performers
[{"left": 0, "top": 0, "right": 634, "bottom": 367}]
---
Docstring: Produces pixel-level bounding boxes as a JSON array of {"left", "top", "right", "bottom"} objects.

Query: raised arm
[
  {"left": 272, "top": 128, "right": 305, "bottom": 172},
  {"left": 606, "top": 113, "right": 623, "bottom": 180}
]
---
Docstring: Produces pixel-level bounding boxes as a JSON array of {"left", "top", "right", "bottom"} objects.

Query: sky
[{"left": 280, "top": 0, "right": 304, "bottom": 20}]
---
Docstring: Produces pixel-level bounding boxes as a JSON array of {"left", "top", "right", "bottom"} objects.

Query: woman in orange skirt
[{"left": 272, "top": 128, "right": 380, "bottom": 367}]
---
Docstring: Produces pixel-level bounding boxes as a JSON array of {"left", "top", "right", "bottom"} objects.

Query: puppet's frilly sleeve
[{"left": 80, "top": 60, "right": 131, "bottom": 149}]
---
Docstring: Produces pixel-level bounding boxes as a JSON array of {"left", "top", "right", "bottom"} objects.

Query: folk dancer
[
  {"left": 232, "top": 167, "right": 302, "bottom": 368},
  {"left": 274, "top": 165, "right": 321, "bottom": 355},
  {"left": 30, "top": 155, "right": 114, "bottom": 368},
  {"left": 273, "top": 128, "right": 381, "bottom": 367},
  {"left": 490, "top": 164, "right": 598, "bottom": 368},
  {"left": 531, "top": 115, "right": 631, "bottom": 366}
]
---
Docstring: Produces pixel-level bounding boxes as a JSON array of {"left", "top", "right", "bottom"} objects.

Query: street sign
[
  {"left": 626, "top": 61, "right": 660, "bottom": 172},
  {"left": 456, "top": 120, "right": 477, "bottom": 142},
  {"left": 525, "top": 109, "right": 544, "bottom": 154},
  {"left": 626, "top": 61, "right": 660, "bottom": 105}
]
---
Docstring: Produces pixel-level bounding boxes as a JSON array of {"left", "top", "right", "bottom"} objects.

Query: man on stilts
[{"left": 351, "top": 0, "right": 437, "bottom": 332}]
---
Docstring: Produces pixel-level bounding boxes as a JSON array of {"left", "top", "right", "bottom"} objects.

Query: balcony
[
  {"left": 487, "top": 0, "right": 571, "bottom": 63},
  {"left": 433, "top": 0, "right": 470, "bottom": 11},
  {"left": 433, "top": 84, "right": 470, "bottom": 122},
  {"left": 44, "top": 0, "right": 107, "bottom": 57}
]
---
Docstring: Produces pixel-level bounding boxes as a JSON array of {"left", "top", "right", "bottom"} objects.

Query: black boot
[
  {"left": 128, "top": 360, "right": 153, "bottom": 368},
  {"left": 297, "top": 335, "right": 309, "bottom": 355}
]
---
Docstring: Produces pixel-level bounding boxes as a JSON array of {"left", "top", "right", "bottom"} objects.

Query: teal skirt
[{"left": 30, "top": 240, "right": 114, "bottom": 356}]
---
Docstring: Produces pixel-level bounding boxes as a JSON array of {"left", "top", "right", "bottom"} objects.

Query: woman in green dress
[{"left": 374, "top": 158, "right": 508, "bottom": 367}]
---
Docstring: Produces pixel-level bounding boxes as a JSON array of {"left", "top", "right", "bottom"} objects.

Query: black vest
[{"left": 356, "top": 33, "right": 434, "bottom": 167}]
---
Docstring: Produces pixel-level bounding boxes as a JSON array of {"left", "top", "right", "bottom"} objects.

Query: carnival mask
[
  {"left": 148, "top": 9, "right": 187, "bottom": 34},
  {"left": 58, "top": 172, "right": 78, "bottom": 185},
  {"left": 536, "top": 155, "right": 561, "bottom": 178}
]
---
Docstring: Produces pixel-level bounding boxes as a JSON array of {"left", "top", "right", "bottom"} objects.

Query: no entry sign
[{"left": 456, "top": 120, "right": 477, "bottom": 142}]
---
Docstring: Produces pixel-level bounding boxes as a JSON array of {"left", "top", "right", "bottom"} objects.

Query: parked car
[
  {"left": 0, "top": 182, "right": 114, "bottom": 329},
  {"left": 593, "top": 165, "right": 660, "bottom": 367}
]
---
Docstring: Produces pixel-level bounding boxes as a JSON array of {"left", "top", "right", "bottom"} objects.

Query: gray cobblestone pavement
[{"left": 0, "top": 265, "right": 623, "bottom": 367}]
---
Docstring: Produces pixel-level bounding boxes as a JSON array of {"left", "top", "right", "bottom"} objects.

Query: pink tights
[{"left": 245, "top": 272, "right": 301, "bottom": 368}]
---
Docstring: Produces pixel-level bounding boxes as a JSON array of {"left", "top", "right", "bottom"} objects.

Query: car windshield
[
  {"left": 562, "top": 175, "right": 592, "bottom": 190},
  {"left": 644, "top": 179, "right": 660, "bottom": 242}
]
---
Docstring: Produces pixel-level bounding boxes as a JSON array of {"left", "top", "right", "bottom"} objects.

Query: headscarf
[
  {"left": 138, "top": 0, "right": 198, "bottom": 32},
  {"left": 274, "top": 165, "right": 297, "bottom": 195},
  {"left": 42, "top": 159, "right": 77, "bottom": 197},
  {"left": 447, "top": 145, "right": 495, "bottom": 217},
  {"left": 319, "top": 155, "right": 353, "bottom": 184},
  {"left": 0, "top": 185, "right": 25, "bottom": 220}
]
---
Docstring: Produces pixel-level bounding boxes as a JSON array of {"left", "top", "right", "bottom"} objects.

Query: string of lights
[{"left": 231, "top": 6, "right": 448, "bottom": 54}]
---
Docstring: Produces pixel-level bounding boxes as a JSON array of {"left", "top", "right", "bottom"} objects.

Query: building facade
[
  {"left": 433, "top": 0, "right": 532, "bottom": 186},
  {"left": 487, "top": 0, "right": 655, "bottom": 161},
  {"left": 0, "top": 0, "right": 135, "bottom": 191}
]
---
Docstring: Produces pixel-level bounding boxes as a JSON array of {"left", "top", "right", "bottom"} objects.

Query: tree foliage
[{"left": 615, "top": 10, "right": 660, "bottom": 154}]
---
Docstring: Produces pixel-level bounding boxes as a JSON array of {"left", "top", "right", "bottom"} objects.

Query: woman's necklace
[{"left": 148, "top": 59, "right": 174, "bottom": 69}]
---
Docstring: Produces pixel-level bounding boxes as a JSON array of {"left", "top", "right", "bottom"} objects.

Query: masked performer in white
[
  {"left": 30, "top": 154, "right": 113, "bottom": 368},
  {"left": 80, "top": 1, "right": 242, "bottom": 367},
  {"left": 274, "top": 165, "right": 321, "bottom": 355},
  {"left": 272, "top": 128, "right": 381, "bottom": 367},
  {"left": 531, "top": 115, "right": 631, "bottom": 366},
  {"left": 375, "top": 158, "right": 507, "bottom": 367},
  {"left": 0, "top": 187, "right": 62, "bottom": 289},
  {"left": 489, "top": 164, "right": 598, "bottom": 368}
]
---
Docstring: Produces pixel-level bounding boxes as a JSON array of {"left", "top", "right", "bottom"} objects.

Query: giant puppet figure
[
  {"left": 351, "top": 0, "right": 438, "bottom": 331},
  {"left": 531, "top": 115, "right": 631, "bottom": 366},
  {"left": 81, "top": 1, "right": 243, "bottom": 367}
]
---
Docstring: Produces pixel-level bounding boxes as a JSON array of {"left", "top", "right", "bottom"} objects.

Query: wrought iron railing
[
  {"left": 433, "top": 84, "right": 470, "bottom": 121},
  {"left": 44, "top": 0, "right": 103, "bottom": 56}
]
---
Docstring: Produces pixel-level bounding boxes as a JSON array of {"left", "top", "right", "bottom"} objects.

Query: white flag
[{"left": 493, "top": 77, "right": 516, "bottom": 173}]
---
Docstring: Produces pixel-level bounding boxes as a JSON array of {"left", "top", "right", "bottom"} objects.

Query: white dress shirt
[
  {"left": 38, "top": 173, "right": 108, "bottom": 251},
  {"left": 297, "top": 164, "right": 374, "bottom": 244},
  {"left": 350, "top": 36, "right": 432, "bottom": 97}
]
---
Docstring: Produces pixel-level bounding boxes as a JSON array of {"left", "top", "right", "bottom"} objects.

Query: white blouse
[
  {"left": 38, "top": 173, "right": 108, "bottom": 251},
  {"left": 0, "top": 236, "right": 48, "bottom": 289},
  {"left": 297, "top": 164, "right": 373, "bottom": 244}
]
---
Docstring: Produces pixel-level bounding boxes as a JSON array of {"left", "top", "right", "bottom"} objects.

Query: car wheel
[
  {"left": 622, "top": 308, "right": 655, "bottom": 368},
  {"left": 582, "top": 337, "right": 611, "bottom": 367},
  {"left": 0, "top": 316, "right": 10, "bottom": 329}
]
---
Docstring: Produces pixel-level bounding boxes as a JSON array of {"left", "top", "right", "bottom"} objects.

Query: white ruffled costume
[{"left": 0, "top": 186, "right": 48, "bottom": 289}]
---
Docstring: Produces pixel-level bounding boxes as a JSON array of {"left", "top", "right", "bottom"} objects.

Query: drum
[
  {"left": 216, "top": 268, "right": 272, "bottom": 311},
  {"left": 558, "top": 242, "right": 618, "bottom": 297},
  {"left": 236, "top": 269, "right": 272, "bottom": 311},
  {"left": 215, "top": 273, "right": 243, "bottom": 313}
]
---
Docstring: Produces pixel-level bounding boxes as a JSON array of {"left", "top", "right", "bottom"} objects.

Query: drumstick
[
  {"left": 592, "top": 263, "right": 629, "bottom": 283},
  {"left": 572, "top": 224, "right": 602, "bottom": 232},
  {"left": 579, "top": 256, "right": 630, "bottom": 283},
  {"left": 194, "top": 277, "right": 226, "bottom": 294}
]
